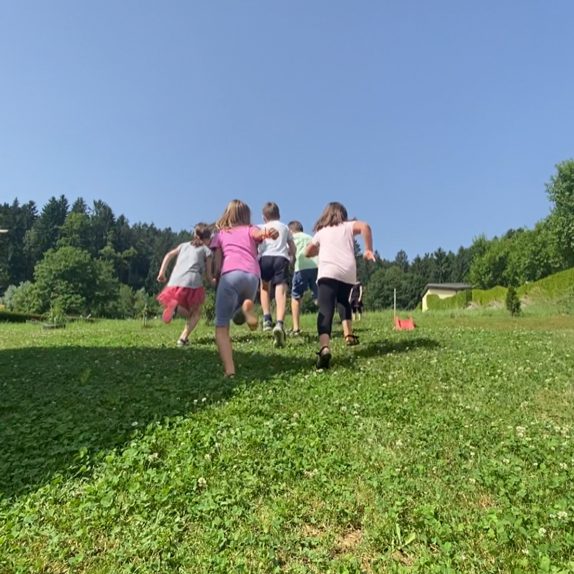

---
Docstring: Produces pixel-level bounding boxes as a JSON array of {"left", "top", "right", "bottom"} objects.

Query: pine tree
[{"left": 505, "top": 286, "right": 521, "bottom": 316}]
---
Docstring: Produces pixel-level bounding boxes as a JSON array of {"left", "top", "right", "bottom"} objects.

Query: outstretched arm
[
  {"left": 305, "top": 242, "right": 319, "bottom": 258},
  {"left": 352, "top": 221, "right": 375, "bottom": 262},
  {"left": 157, "top": 246, "right": 181, "bottom": 282},
  {"left": 250, "top": 227, "right": 279, "bottom": 242}
]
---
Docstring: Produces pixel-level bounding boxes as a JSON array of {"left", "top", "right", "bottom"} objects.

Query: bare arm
[
  {"left": 305, "top": 242, "right": 319, "bottom": 258},
  {"left": 212, "top": 248, "right": 223, "bottom": 280},
  {"left": 250, "top": 227, "right": 279, "bottom": 242},
  {"left": 288, "top": 238, "right": 297, "bottom": 262},
  {"left": 352, "top": 221, "right": 375, "bottom": 261},
  {"left": 157, "top": 246, "right": 181, "bottom": 282},
  {"left": 205, "top": 254, "right": 216, "bottom": 286}
]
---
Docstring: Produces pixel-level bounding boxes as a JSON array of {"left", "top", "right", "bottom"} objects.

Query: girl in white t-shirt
[{"left": 305, "top": 202, "right": 375, "bottom": 369}]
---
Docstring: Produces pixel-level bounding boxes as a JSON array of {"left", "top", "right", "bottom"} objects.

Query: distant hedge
[
  {"left": 518, "top": 267, "right": 574, "bottom": 300},
  {"left": 425, "top": 267, "right": 574, "bottom": 311},
  {"left": 471, "top": 286, "right": 507, "bottom": 307},
  {"left": 426, "top": 290, "right": 471, "bottom": 311},
  {"left": 0, "top": 310, "right": 43, "bottom": 323}
]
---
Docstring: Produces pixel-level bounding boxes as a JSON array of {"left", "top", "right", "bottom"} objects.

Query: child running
[
  {"left": 350, "top": 281, "right": 364, "bottom": 321},
  {"left": 259, "top": 202, "right": 296, "bottom": 347},
  {"left": 157, "top": 223, "right": 214, "bottom": 347},
  {"left": 211, "top": 199, "right": 278, "bottom": 377},
  {"left": 288, "top": 220, "right": 318, "bottom": 336},
  {"left": 305, "top": 202, "right": 375, "bottom": 369}
]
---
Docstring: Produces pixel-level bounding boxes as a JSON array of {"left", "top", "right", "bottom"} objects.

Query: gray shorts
[{"left": 215, "top": 270, "right": 260, "bottom": 327}]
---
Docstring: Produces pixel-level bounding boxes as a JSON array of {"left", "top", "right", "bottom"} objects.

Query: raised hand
[{"left": 363, "top": 250, "right": 376, "bottom": 262}]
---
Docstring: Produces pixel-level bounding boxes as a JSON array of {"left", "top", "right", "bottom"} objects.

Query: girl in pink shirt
[
  {"left": 211, "top": 199, "right": 278, "bottom": 377},
  {"left": 305, "top": 202, "right": 375, "bottom": 369}
]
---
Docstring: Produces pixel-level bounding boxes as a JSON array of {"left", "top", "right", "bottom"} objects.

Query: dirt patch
[
  {"left": 392, "top": 549, "right": 415, "bottom": 566},
  {"left": 334, "top": 527, "right": 363, "bottom": 553}
]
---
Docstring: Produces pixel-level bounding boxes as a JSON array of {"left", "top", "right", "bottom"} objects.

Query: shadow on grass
[
  {"left": 0, "top": 344, "right": 305, "bottom": 500},
  {"left": 355, "top": 337, "right": 441, "bottom": 358},
  {"left": 327, "top": 336, "right": 442, "bottom": 369}
]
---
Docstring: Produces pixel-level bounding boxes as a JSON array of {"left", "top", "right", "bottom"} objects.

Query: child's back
[
  {"left": 211, "top": 225, "right": 260, "bottom": 277},
  {"left": 291, "top": 230, "right": 317, "bottom": 272},
  {"left": 168, "top": 242, "right": 212, "bottom": 288},
  {"left": 313, "top": 220, "right": 356, "bottom": 284},
  {"left": 259, "top": 220, "right": 291, "bottom": 260}
]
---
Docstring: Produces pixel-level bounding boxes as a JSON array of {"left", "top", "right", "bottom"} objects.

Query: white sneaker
[{"left": 272, "top": 324, "right": 286, "bottom": 348}]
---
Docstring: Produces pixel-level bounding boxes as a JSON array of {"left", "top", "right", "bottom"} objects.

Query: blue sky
[{"left": 1, "top": 1, "right": 573, "bottom": 260}]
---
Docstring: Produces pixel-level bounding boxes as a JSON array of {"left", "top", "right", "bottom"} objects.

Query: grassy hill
[{"left": 1, "top": 312, "right": 574, "bottom": 572}]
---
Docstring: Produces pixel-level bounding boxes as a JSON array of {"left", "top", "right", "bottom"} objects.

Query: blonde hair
[
  {"left": 216, "top": 199, "right": 252, "bottom": 230},
  {"left": 191, "top": 222, "right": 212, "bottom": 247},
  {"left": 313, "top": 202, "right": 348, "bottom": 231}
]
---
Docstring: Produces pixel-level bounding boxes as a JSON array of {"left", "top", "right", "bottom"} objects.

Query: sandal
[
  {"left": 316, "top": 346, "right": 331, "bottom": 370},
  {"left": 345, "top": 334, "right": 360, "bottom": 347}
]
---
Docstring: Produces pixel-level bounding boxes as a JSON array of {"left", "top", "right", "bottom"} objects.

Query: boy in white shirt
[{"left": 259, "top": 202, "right": 296, "bottom": 347}]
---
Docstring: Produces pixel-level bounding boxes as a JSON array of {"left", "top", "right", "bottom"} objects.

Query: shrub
[
  {"left": 203, "top": 288, "right": 216, "bottom": 325},
  {"left": 505, "top": 286, "right": 521, "bottom": 316}
]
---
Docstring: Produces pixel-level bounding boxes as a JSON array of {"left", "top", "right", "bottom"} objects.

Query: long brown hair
[
  {"left": 191, "top": 222, "right": 212, "bottom": 247},
  {"left": 216, "top": 199, "right": 252, "bottom": 230},
  {"left": 313, "top": 202, "right": 348, "bottom": 231}
]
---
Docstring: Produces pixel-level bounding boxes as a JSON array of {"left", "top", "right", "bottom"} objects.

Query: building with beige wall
[{"left": 421, "top": 283, "right": 471, "bottom": 312}]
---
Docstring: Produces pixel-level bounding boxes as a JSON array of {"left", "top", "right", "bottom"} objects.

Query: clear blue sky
[{"left": 1, "top": 1, "right": 573, "bottom": 260}]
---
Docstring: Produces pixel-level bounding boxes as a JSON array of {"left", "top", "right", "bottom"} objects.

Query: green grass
[{"left": 1, "top": 312, "right": 574, "bottom": 573}]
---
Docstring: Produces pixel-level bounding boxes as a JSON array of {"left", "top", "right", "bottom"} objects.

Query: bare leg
[
  {"left": 176, "top": 305, "right": 190, "bottom": 318},
  {"left": 275, "top": 283, "right": 287, "bottom": 322},
  {"left": 242, "top": 299, "right": 258, "bottom": 331},
  {"left": 180, "top": 305, "right": 201, "bottom": 341},
  {"left": 260, "top": 281, "right": 271, "bottom": 318},
  {"left": 291, "top": 297, "right": 301, "bottom": 331},
  {"left": 215, "top": 326, "right": 235, "bottom": 376},
  {"left": 342, "top": 319, "right": 353, "bottom": 338}
]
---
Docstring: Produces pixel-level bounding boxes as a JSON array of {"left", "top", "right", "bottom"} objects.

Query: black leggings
[{"left": 317, "top": 278, "right": 353, "bottom": 337}]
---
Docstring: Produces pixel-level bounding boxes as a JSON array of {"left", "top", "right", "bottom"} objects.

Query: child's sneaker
[
  {"left": 262, "top": 319, "right": 274, "bottom": 332},
  {"left": 272, "top": 324, "right": 286, "bottom": 348},
  {"left": 177, "top": 338, "right": 189, "bottom": 347},
  {"left": 316, "top": 346, "right": 331, "bottom": 370}
]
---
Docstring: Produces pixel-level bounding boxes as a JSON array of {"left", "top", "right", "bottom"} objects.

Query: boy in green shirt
[{"left": 288, "top": 220, "right": 318, "bottom": 335}]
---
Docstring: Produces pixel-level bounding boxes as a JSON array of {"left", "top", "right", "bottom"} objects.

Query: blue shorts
[
  {"left": 215, "top": 271, "right": 259, "bottom": 327},
  {"left": 291, "top": 268, "right": 318, "bottom": 300}
]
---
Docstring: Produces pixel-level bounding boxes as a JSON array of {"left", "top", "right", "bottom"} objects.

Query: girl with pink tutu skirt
[{"left": 156, "top": 223, "right": 215, "bottom": 346}]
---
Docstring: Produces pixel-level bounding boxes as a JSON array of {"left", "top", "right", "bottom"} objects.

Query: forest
[{"left": 1, "top": 160, "right": 573, "bottom": 317}]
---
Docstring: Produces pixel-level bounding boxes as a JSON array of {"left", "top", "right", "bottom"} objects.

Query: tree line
[{"left": 1, "top": 160, "right": 572, "bottom": 316}]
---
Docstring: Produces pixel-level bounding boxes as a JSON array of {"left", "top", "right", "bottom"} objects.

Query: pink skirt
[{"left": 157, "top": 286, "right": 206, "bottom": 312}]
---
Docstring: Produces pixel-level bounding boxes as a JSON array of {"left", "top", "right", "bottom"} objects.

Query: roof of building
[{"left": 423, "top": 283, "right": 472, "bottom": 294}]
